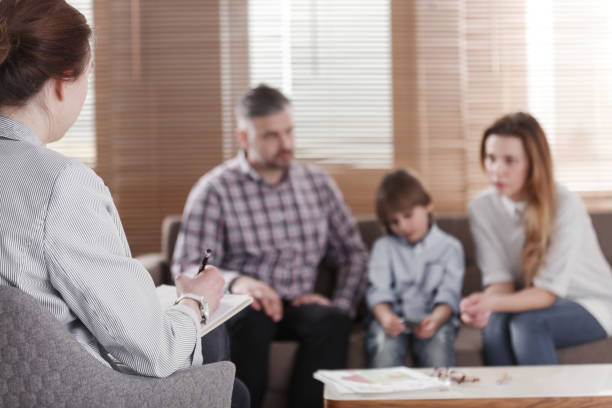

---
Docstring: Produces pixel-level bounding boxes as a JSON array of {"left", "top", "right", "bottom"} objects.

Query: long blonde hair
[{"left": 480, "top": 112, "right": 556, "bottom": 286}]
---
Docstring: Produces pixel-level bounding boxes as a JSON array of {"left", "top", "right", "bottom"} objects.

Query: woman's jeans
[
  {"left": 365, "top": 318, "right": 458, "bottom": 368},
  {"left": 483, "top": 298, "right": 607, "bottom": 365}
]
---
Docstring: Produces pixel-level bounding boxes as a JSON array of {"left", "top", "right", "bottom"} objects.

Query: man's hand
[
  {"left": 231, "top": 275, "right": 283, "bottom": 322},
  {"left": 290, "top": 293, "right": 332, "bottom": 307},
  {"left": 460, "top": 292, "right": 492, "bottom": 329},
  {"left": 175, "top": 265, "right": 225, "bottom": 314},
  {"left": 413, "top": 315, "right": 440, "bottom": 339}
]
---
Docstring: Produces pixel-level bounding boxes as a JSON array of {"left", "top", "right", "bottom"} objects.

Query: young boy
[{"left": 365, "top": 169, "right": 465, "bottom": 368}]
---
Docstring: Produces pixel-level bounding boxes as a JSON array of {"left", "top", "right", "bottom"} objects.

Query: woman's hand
[
  {"left": 175, "top": 265, "right": 225, "bottom": 314},
  {"left": 460, "top": 292, "right": 493, "bottom": 329},
  {"left": 461, "top": 284, "right": 555, "bottom": 326}
]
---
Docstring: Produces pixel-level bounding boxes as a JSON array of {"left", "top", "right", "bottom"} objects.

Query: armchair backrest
[{"left": 0, "top": 285, "right": 235, "bottom": 407}]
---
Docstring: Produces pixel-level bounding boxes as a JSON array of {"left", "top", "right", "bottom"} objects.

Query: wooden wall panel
[{"left": 95, "top": 0, "right": 227, "bottom": 255}]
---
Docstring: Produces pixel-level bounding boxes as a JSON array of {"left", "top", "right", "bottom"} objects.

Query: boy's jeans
[{"left": 365, "top": 318, "right": 457, "bottom": 368}]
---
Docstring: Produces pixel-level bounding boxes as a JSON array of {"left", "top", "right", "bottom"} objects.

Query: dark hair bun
[
  {"left": 0, "top": 16, "right": 10, "bottom": 65},
  {"left": 0, "top": 0, "right": 91, "bottom": 108}
]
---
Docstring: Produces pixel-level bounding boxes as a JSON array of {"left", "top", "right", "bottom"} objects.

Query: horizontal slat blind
[
  {"left": 406, "top": 0, "right": 612, "bottom": 211},
  {"left": 413, "top": 0, "right": 469, "bottom": 213},
  {"left": 94, "top": 0, "right": 224, "bottom": 255},
  {"left": 248, "top": 0, "right": 393, "bottom": 169},
  {"left": 463, "top": 0, "right": 528, "bottom": 200},
  {"left": 91, "top": 0, "right": 612, "bottom": 254},
  {"left": 543, "top": 0, "right": 612, "bottom": 192}
]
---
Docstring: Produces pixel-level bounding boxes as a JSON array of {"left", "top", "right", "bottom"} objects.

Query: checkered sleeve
[
  {"left": 171, "top": 178, "right": 227, "bottom": 281},
  {"left": 322, "top": 175, "right": 369, "bottom": 317}
]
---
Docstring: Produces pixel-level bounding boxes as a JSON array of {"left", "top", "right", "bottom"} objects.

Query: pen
[{"left": 198, "top": 249, "right": 212, "bottom": 274}]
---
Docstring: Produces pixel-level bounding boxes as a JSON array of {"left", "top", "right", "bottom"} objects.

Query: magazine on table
[{"left": 314, "top": 366, "right": 449, "bottom": 394}]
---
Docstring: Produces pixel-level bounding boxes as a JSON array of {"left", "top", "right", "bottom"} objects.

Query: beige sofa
[{"left": 138, "top": 213, "right": 612, "bottom": 408}]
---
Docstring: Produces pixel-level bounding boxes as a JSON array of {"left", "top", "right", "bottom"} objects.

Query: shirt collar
[
  {"left": 0, "top": 116, "right": 43, "bottom": 147},
  {"left": 499, "top": 194, "right": 526, "bottom": 219},
  {"left": 237, "top": 150, "right": 262, "bottom": 181},
  {"left": 395, "top": 220, "right": 440, "bottom": 250}
]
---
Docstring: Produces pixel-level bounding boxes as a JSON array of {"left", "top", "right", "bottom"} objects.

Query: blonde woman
[{"left": 460, "top": 112, "right": 612, "bottom": 365}]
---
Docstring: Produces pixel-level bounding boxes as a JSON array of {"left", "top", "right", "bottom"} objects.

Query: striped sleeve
[{"left": 44, "top": 163, "right": 203, "bottom": 377}]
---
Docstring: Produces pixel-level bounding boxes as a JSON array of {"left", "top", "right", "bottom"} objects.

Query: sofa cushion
[
  {"left": 590, "top": 212, "right": 612, "bottom": 266},
  {"left": 454, "top": 325, "right": 484, "bottom": 366}
]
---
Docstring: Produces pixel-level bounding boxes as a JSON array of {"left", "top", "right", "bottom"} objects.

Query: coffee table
[{"left": 323, "top": 364, "right": 612, "bottom": 407}]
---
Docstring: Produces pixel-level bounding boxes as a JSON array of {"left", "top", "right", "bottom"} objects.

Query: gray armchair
[{"left": 0, "top": 285, "right": 235, "bottom": 407}]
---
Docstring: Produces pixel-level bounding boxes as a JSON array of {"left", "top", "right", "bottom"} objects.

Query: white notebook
[
  {"left": 156, "top": 284, "right": 252, "bottom": 336},
  {"left": 314, "top": 367, "right": 449, "bottom": 394}
]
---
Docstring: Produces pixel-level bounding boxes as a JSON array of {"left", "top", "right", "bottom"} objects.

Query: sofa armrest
[{"left": 137, "top": 252, "right": 170, "bottom": 286}]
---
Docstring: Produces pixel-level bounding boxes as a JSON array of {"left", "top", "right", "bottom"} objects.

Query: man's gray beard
[{"left": 262, "top": 158, "right": 291, "bottom": 171}]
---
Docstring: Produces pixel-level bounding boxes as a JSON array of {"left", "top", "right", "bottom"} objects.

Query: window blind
[
  {"left": 93, "top": 0, "right": 226, "bottom": 255},
  {"left": 92, "top": 0, "right": 612, "bottom": 255},
  {"left": 405, "top": 0, "right": 612, "bottom": 211},
  {"left": 535, "top": 0, "right": 612, "bottom": 193},
  {"left": 248, "top": 0, "right": 393, "bottom": 169}
]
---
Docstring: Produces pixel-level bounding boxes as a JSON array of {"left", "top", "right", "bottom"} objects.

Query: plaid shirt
[{"left": 172, "top": 153, "right": 368, "bottom": 316}]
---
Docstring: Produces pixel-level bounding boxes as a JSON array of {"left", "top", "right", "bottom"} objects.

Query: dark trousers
[
  {"left": 226, "top": 302, "right": 351, "bottom": 408},
  {"left": 202, "top": 325, "right": 251, "bottom": 408}
]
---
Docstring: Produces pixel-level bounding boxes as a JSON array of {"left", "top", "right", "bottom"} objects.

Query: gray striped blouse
[{"left": 0, "top": 116, "right": 202, "bottom": 377}]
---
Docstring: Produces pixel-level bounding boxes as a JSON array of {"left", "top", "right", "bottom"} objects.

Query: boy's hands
[
  {"left": 380, "top": 312, "right": 406, "bottom": 337},
  {"left": 414, "top": 304, "right": 452, "bottom": 339},
  {"left": 373, "top": 303, "right": 406, "bottom": 337},
  {"left": 413, "top": 315, "right": 440, "bottom": 339}
]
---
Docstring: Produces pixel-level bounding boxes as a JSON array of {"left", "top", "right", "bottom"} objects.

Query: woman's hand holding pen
[
  {"left": 175, "top": 265, "right": 224, "bottom": 314},
  {"left": 230, "top": 275, "right": 283, "bottom": 322}
]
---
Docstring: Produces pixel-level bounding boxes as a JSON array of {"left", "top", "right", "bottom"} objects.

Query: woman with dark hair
[
  {"left": 0, "top": 1, "right": 248, "bottom": 404},
  {"left": 460, "top": 112, "right": 612, "bottom": 365}
]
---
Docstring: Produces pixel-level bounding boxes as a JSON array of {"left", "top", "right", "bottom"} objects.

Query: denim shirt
[{"left": 366, "top": 223, "right": 465, "bottom": 323}]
